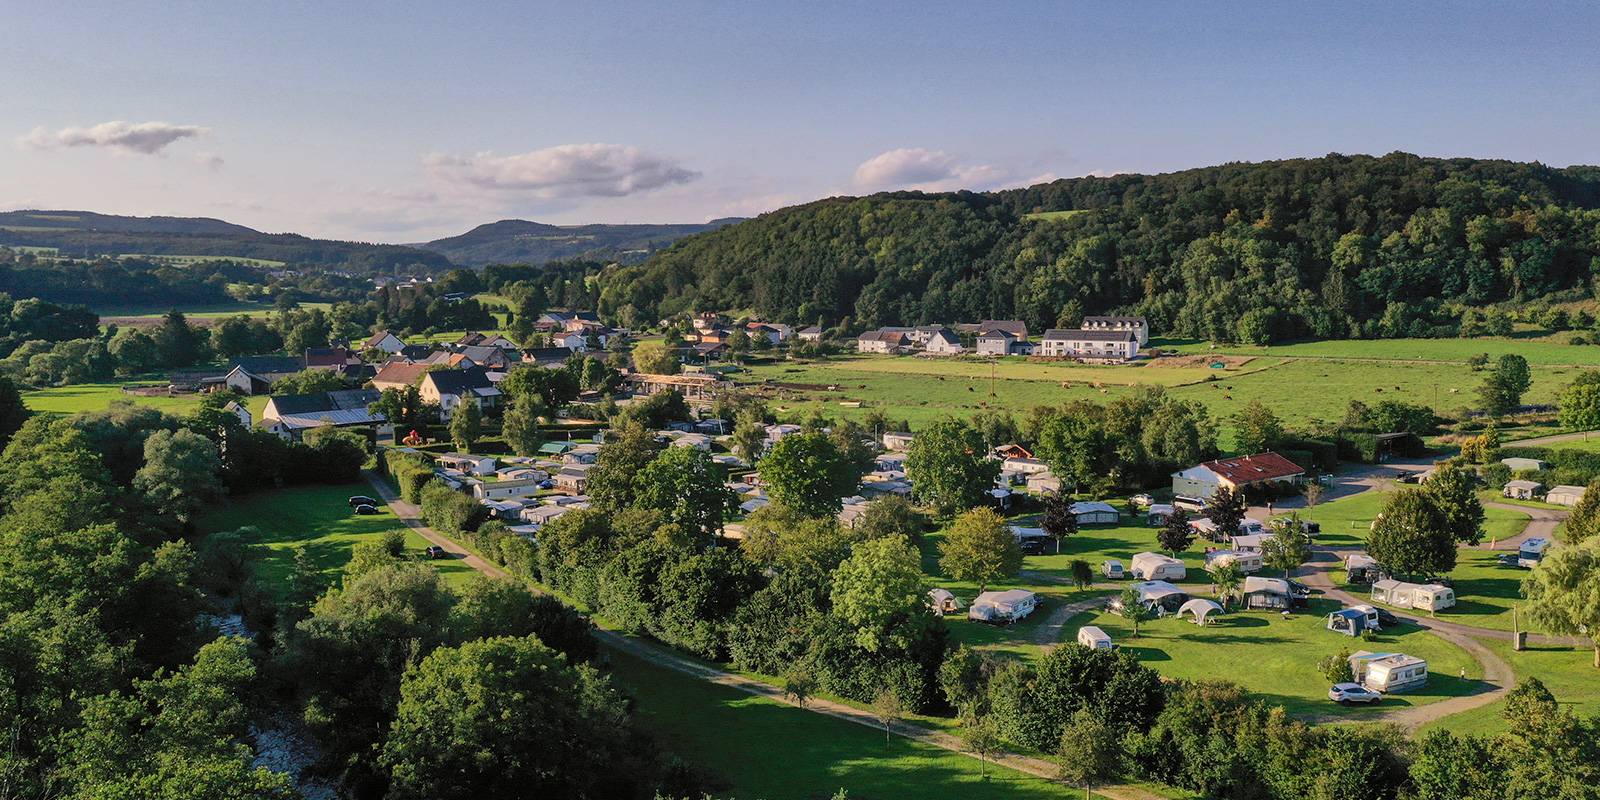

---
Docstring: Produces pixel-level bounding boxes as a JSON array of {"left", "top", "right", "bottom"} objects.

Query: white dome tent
[{"left": 1178, "top": 598, "right": 1224, "bottom": 626}]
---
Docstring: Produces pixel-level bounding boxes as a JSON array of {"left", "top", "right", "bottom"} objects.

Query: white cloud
[
  {"left": 424, "top": 143, "right": 699, "bottom": 198},
  {"left": 194, "top": 151, "right": 225, "bottom": 171},
  {"left": 852, "top": 147, "right": 1010, "bottom": 192},
  {"left": 20, "top": 120, "right": 209, "bottom": 155}
]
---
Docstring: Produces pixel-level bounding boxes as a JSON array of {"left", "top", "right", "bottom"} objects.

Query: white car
[
  {"left": 1328, "top": 683, "right": 1381, "bottom": 705},
  {"left": 1129, "top": 493, "right": 1154, "bottom": 508}
]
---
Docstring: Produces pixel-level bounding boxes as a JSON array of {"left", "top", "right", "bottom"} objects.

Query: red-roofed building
[{"left": 1171, "top": 451, "right": 1306, "bottom": 500}]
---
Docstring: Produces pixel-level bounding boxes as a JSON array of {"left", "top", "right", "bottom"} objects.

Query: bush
[
  {"left": 419, "top": 480, "right": 487, "bottom": 534},
  {"left": 1280, "top": 436, "right": 1338, "bottom": 470},
  {"left": 1340, "top": 432, "right": 1380, "bottom": 463},
  {"left": 380, "top": 448, "right": 436, "bottom": 503}
]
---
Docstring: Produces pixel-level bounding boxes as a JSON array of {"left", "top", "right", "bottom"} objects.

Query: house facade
[
  {"left": 1171, "top": 451, "right": 1306, "bottom": 499},
  {"left": 924, "top": 329, "right": 964, "bottom": 354},
  {"left": 856, "top": 330, "right": 909, "bottom": 354},
  {"left": 1080, "top": 315, "right": 1150, "bottom": 345},
  {"left": 419, "top": 366, "right": 501, "bottom": 421},
  {"left": 1038, "top": 329, "right": 1139, "bottom": 361},
  {"left": 362, "top": 330, "right": 407, "bottom": 355}
]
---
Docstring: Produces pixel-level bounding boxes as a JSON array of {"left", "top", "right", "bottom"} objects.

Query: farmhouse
[
  {"left": 1037, "top": 328, "right": 1139, "bottom": 361},
  {"left": 1171, "top": 452, "right": 1306, "bottom": 500},
  {"left": 975, "top": 329, "right": 1025, "bottom": 356},
  {"left": 1080, "top": 315, "right": 1149, "bottom": 345},
  {"left": 856, "top": 329, "right": 909, "bottom": 354},
  {"left": 1546, "top": 484, "right": 1587, "bottom": 506},
  {"left": 923, "top": 328, "right": 964, "bottom": 354},
  {"left": 419, "top": 366, "right": 501, "bottom": 421},
  {"left": 370, "top": 360, "right": 433, "bottom": 393},
  {"left": 797, "top": 325, "right": 824, "bottom": 341}
]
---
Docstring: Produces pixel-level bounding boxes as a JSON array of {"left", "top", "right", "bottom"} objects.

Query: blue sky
[{"left": 4, "top": 1, "right": 1598, "bottom": 241}]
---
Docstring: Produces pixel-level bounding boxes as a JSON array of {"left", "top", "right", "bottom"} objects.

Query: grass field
[
  {"left": 1162, "top": 336, "right": 1600, "bottom": 367},
  {"left": 97, "top": 301, "right": 332, "bottom": 322},
  {"left": 1023, "top": 210, "right": 1091, "bottom": 222},
  {"left": 735, "top": 353, "right": 1569, "bottom": 446},
  {"left": 1068, "top": 600, "right": 1479, "bottom": 719},
  {"left": 197, "top": 482, "right": 475, "bottom": 590},
  {"left": 21, "top": 383, "right": 271, "bottom": 418},
  {"left": 605, "top": 647, "right": 1147, "bottom": 800},
  {"left": 1415, "top": 639, "right": 1600, "bottom": 738},
  {"left": 1539, "top": 435, "right": 1600, "bottom": 452}
]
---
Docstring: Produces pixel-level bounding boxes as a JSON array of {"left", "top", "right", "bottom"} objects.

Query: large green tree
[
  {"left": 1367, "top": 487, "right": 1457, "bottom": 578},
  {"left": 829, "top": 536, "right": 925, "bottom": 652},
  {"left": 937, "top": 507, "right": 1023, "bottom": 594},
  {"left": 133, "top": 428, "right": 225, "bottom": 528},
  {"left": 1523, "top": 537, "right": 1600, "bottom": 668},
  {"left": 1479, "top": 353, "right": 1533, "bottom": 416},
  {"left": 1558, "top": 370, "right": 1600, "bottom": 432},
  {"left": 634, "top": 445, "right": 736, "bottom": 540},
  {"left": 756, "top": 431, "right": 859, "bottom": 517},
  {"left": 905, "top": 418, "right": 1000, "bottom": 515}
]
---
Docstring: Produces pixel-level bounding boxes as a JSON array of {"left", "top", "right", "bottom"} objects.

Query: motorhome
[
  {"left": 1130, "top": 552, "right": 1187, "bottom": 581},
  {"left": 1518, "top": 537, "right": 1550, "bottom": 569},
  {"left": 1101, "top": 559, "right": 1124, "bottom": 579}
]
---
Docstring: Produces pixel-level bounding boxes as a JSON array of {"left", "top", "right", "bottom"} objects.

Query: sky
[{"left": 3, "top": 1, "right": 1599, "bottom": 242}]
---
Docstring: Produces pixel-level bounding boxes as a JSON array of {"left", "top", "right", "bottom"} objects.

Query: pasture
[
  {"left": 197, "top": 482, "right": 475, "bottom": 591},
  {"left": 1067, "top": 601, "right": 1479, "bottom": 719},
  {"left": 21, "top": 382, "right": 269, "bottom": 417},
  {"left": 1162, "top": 335, "right": 1600, "bottom": 367}
]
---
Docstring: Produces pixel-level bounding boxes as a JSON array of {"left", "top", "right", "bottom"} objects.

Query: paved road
[{"left": 361, "top": 472, "right": 1163, "bottom": 800}]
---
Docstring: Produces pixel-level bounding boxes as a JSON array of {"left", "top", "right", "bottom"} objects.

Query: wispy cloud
[
  {"left": 425, "top": 143, "right": 699, "bottom": 198},
  {"left": 20, "top": 120, "right": 209, "bottom": 155},
  {"left": 194, "top": 151, "right": 225, "bottom": 171}
]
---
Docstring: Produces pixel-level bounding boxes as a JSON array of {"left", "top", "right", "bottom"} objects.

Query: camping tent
[
  {"left": 928, "top": 588, "right": 962, "bottom": 615},
  {"left": 1178, "top": 598, "right": 1224, "bottom": 625},
  {"left": 1326, "top": 608, "right": 1367, "bottom": 637},
  {"left": 1242, "top": 576, "right": 1293, "bottom": 610},
  {"left": 1070, "top": 501, "right": 1120, "bottom": 525},
  {"left": 1345, "top": 553, "right": 1381, "bottom": 584}
]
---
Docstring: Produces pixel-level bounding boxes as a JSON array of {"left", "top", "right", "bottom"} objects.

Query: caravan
[
  {"left": 1076, "top": 626, "right": 1114, "bottom": 650},
  {"left": 968, "top": 589, "right": 1038, "bottom": 624},
  {"left": 1130, "top": 552, "right": 1187, "bottom": 581},
  {"left": 1350, "top": 651, "right": 1429, "bottom": 693},
  {"left": 1371, "top": 579, "right": 1456, "bottom": 612},
  {"left": 1344, "top": 553, "right": 1382, "bottom": 584},
  {"left": 1204, "top": 549, "right": 1262, "bottom": 574}
]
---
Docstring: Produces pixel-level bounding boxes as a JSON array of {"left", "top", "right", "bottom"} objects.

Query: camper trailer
[
  {"left": 1146, "top": 503, "right": 1176, "bottom": 526},
  {"left": 968, "top": 589, "right": 1038, "bottom": 624},
  {"left": 1345, "top": 553, "right": 1381, "bottom": 584},
  {"left": 1204, "top": 549, "right": 1262, "bottom": 574},
  {"left": 1130, "top": 552, "right": 1187, "bottom": 581},
  {"left": 1371, "top": 579, "right": 1456, "bottom": 611},
  {"left": 1011, "top": 526, "right": 1050, "bottom": 555},
  {"left": 1241, "top": 576, "right": 1294, "bottom": 610},
  {"left": 927, "top": 588, "right": 962, "bottom": 616},
  {"left": 1518, "top": 537, "right": 1550, "bottom": 569},
  {"left": 1076, "top": 625, "right": 1113, "bottom": 650},
  {"left": 1350, "top": 651, "right": 1429, "bottom": 693}
]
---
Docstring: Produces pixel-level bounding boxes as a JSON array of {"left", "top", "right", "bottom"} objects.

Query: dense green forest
[{"left": 595, "top": 153, "right": 1600, "bottom": 342}]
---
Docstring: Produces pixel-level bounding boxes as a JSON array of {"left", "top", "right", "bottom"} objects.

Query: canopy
[{"left": 1178, "top": 598, "right": 1224, "bottom": 624}]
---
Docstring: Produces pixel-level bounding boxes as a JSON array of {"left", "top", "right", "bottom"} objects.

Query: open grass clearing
[
  {"left": 197, "top": 482, "right": 475, "bottom": 592},
  {"left": 1160, "top": 336, "right": 1600, "bottom": 367},
  {"left": 1414, "top": 638, "right": 1600, "bottom": 738},
  {"left": 1068, "top": 600, "right": 1479, "bottom": 720},
  {"left": 21, "top": 382, "right": 269, "bottom": 418},
  {"left": 605, "top": 647, "right": 1151, "bottom": 800}
]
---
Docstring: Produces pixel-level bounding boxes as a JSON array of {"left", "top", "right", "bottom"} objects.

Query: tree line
[{"left": 594, "top": 153, "right": 1600, "bottom": 343}]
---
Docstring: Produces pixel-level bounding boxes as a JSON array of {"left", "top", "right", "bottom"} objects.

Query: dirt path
[
  {"left": 1508, "top": 429, "right": 1600, "bottom": 447},
  {"left": 1030, "top": 594, "right": 1114, "bottom": 645},
  {"left": 1482, "top": 501, "right": 1564, "bottom": 550},
  {"left": 361, "top": 472, "right": 1164, "bottom": 800}
]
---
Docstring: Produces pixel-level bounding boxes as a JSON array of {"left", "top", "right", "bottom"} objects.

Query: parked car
[
  {"left": 538, "top": 480, "right": 555, "bottom": 489},
  {"left": 348, "top": 495, "right": 377, "bottom": 507},
  {"left": 1129, "top": 493, "right": 1154, "bottom": 508},
  {"left": 1328, "top": 683, "right": 1382, "bottom": 705},
  {"left": 353, "top": 504, "right": 380, "bottom": 515},
  {"left": 425, "top": 545, "right": 447, "bottom": 559},
  {"left": 1370, "top": 606, "right": 1400, "bottom": 628},
  {"left": 1018, "top": 538, "right": 1044, "bottom": 555}
]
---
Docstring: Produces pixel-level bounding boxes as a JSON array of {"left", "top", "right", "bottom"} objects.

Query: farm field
[
  {"left": 21, "top": 382, "right": 270, "bottom": 418},
  {"left": 736, "top": 352, "right": 1570, "bottom": 442},
  {"left": 1067, "top": 601, "right": 1479, "bottom": 719},
  {"left": 1022, "top": 209, "right": 1091, "bottom": 222},
  {"left": 1162, "top": 335, "right": 1600, "bottom": 367},
  {"left": 98, "top": 301, "right": 332, "bottom": 325},
  {"left": 197, "top": 482, "right": 475, "bottom": 591},
  {"left": 605, "top": 647, "right": 1146, "bottom": 800}
]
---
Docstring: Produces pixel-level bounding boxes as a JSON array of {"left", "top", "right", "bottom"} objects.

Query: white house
[
  {"left": 924, "top": 329, "right": 964, "bottom": 354},
  {"left": 856, "top": 329, "right": 909, "bottom": 354},
  {"left": 224, "top": 400, "right": 252, "bottom": 428},
  {"left": 362, "top": 330, "right": 407, "bottom": 355},
  {"left": 1038, "top": 328, "right": 1139, "bottom": 361},
  {"left": 1080, "top": 315, "right": 1149, "bottom": 345},
  {"left": 437, "top": 453, "right": 496, "bottom": 476},
  {"left": 797, "top": 325, "right": 824, "bottom": 342},
  {"left": 1171, "top": 452, "right": 1306, "bottom": 500},
  {"left": 419, "top": 367, "right": 501, "bottom": 421},
  {"left": 882, "top": 431, "right": 915, "bottom": 451}
]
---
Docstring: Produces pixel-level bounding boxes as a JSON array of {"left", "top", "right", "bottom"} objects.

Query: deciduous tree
[{"left": 937, "top": 507, "right": 1022, "bottom": 594}]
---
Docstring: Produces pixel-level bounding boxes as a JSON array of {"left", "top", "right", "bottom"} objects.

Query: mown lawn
[
  {"left": 22, "top": 383, "right": 272, "bottom": 418},
  {"left": 1414, "top": 639, "right": 1600, "bottom": 738},
  {"left": 197, "top": 483, "right": 475, "bottom": 590},
  {"left": 605, "top": 648, "right": 1142, "bottom": 800},
  {"left": 1068, "top": 600, "right": 1480, "bottom": 720}
]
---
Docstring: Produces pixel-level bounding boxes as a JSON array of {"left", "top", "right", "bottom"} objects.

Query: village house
[
  {"left": 856, "top": 329, "right": 909, "bottom": 354},
  {"left": 370, "top": 360, "right": 434, "bottom": 393},
  {"left": 362, "top": 330, "right": 407, "bottom": 355},
  {"left": 1080, "top": 315, "right": 1150, "bottom": 345},
  {"left": 1037, "top": 328, "right": 1140, "bottom": 361},
  {"left": 797, "top": 325, "right": 824, "bottom": 342},
  {"left": 882, "top": 431, "right": 915, "bottom": 451},
  {"left": 1171, "top": 451, "right": 1306, "bottom": 499},
  {"left": 418, "top": 366, "right": 501, "bottom": 421},
  {"left": 923, "top": 328, "right": 964, "bottom": 354},
  {"left": 259, "top": 389, "right": 385, "bottom": 442}
]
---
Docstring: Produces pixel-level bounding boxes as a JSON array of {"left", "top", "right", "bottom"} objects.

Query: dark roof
[
  {"left": 1200, "top": 452, "right": 1306, "bottom": 484},
  {"left": 1041, "top": 328, "right": 1136, "bottom": 342},
  {"left": 305, "top": 347, "right": 358, "bottom": 368},
  {"left": 397, "top": 344, "right": 434, "bottom": 360},
  {"left": 928, "top": 329, "right": 961, "bottom": 345},
  {"left": 233, "top": 355, "right": 305, "bottom": 375},
  {"left": 858, "top": 330, "right": 908, "bottom": 343},
  {"left": 363, "top": 330, "right": 401, "bottom": 347},
  {"left": 457, "top": 344, "right": 513, "bottom": 364},
  {"left": 1082, "top": 315, "right": 1147, "bottom": 326},
  {"left": 799, "top": 325, "right": 823, "bottom": 334},
  {"left": 977, "top": 329, "right": 1017, "bottom": 340},
  {"left": 423, "top": 366, "right": 495, "bottom": 395},
  {"left": 267, "top": 389, "right": 379, "bottom": 416},
  {"left": 979, "top": 319, "right": 1028, "bottom": 338},
  {"left": 454, "top": 331, "right": 490, "bottom": 346}
]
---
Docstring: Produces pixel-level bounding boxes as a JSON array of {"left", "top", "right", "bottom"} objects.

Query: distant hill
[
  {"left": 0, "top": 210, "right": 452, "bottom": 271},
  {"left": 418, "top": 218, "right": 744, "bottom": 266}
]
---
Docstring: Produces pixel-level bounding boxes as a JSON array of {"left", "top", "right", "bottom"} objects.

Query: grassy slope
[
  {"left": 606, "top": 648, "right": 1123, "bottom": 800},
  {"left": 196, "top": 482, "right": 475, "bottom": 590}
]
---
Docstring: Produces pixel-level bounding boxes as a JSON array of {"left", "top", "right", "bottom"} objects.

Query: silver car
[{"left": 1328, "top": 682, "right": 1381, "bottom": 705}]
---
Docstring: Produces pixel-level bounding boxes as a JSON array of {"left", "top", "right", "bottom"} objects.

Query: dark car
[
  {"left": 1018, "top": 539, "right": 1044, "bottom": 556},
  {"left": 353, "top": 504, "right": 380, "bottom": 515},
  {"left": 1371, "top": 606, "right": 1400, "bottom": 628},
  {"left": 425, "top": 545, "right": 447, "bottom": 560},
  {"left": 348, "top": 495, "right": 377, "bottom": 508}
]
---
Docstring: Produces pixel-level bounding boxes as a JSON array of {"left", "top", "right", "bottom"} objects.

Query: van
[
  {"left": 1173, "top": 495, "right": 1206, "bottom": 513},
  {"left": 1101, "top": 559, "right": 1124, "bottom": 579}
]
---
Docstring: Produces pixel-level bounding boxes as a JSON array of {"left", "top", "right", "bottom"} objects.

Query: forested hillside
[
  {"left": 420, "top": 218, "right": 742, "bottom": 266},
  {"left": 596, "top": 153, "right": 1600, "bottom": 342},
  {"left": 0, "top": 210, "right": 451, "bottom": 271}
]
